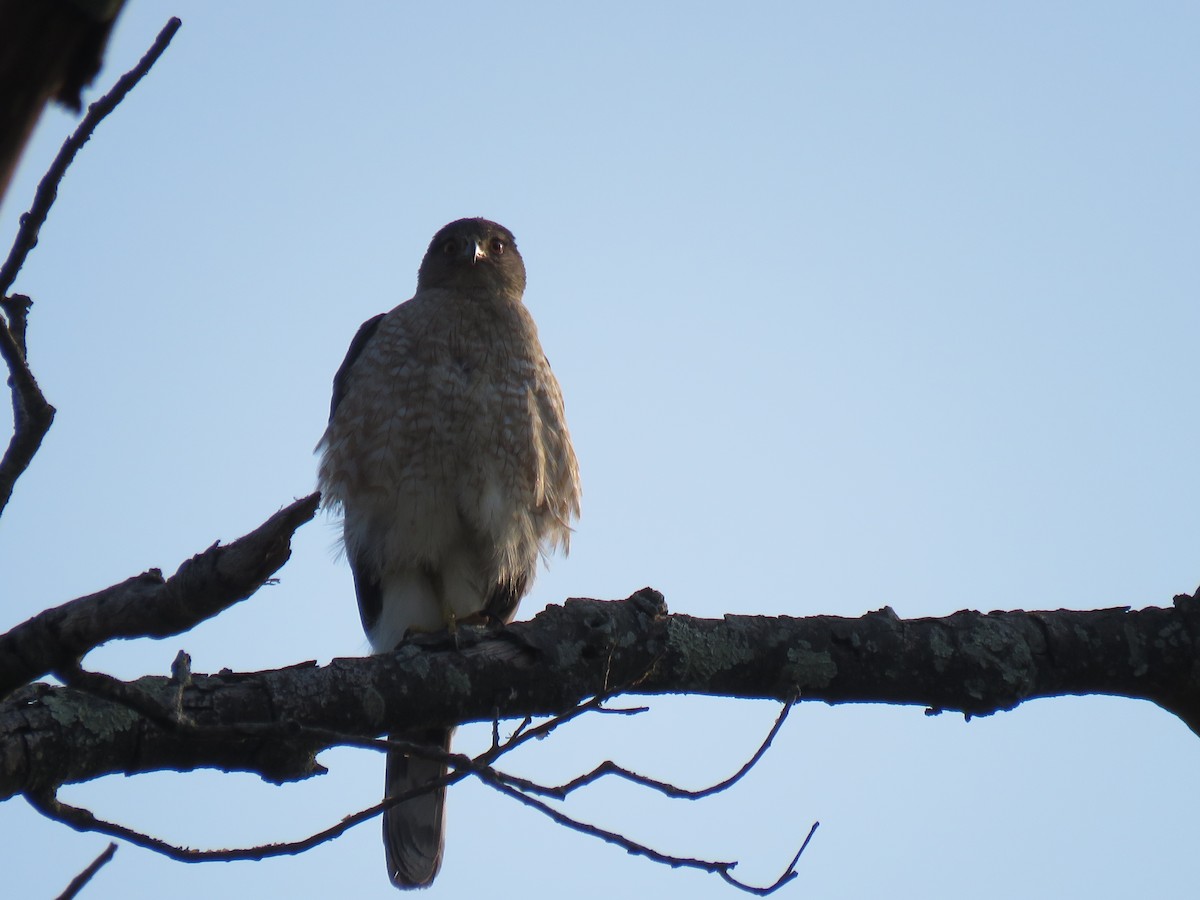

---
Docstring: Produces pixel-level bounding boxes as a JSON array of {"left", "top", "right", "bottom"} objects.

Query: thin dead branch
[
  {"left": 479, "top": 770, "right": 816, "bottom": 896},
  {"left": 54, "top": 842, "right": 117, "bottom": 900},
  {"left": 500, "top": 694, "right": 797, "bottom": 801},
  {"left": 26, "top": 771, "right": 468, "bottom": 864},
  {"left": 27, "top": 692, "right": 808, "bottom": 895}
]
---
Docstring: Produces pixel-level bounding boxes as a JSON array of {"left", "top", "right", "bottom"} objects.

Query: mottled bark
[{"left": 5, "top": 586, "right": 1199, "bottom": 801}]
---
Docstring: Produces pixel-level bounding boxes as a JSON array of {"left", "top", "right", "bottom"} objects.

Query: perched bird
[{"left": 316, "top": 218, "right": 581, "bottom": 889}]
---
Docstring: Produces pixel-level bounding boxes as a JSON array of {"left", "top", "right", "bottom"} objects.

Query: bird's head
[{"left": 416, "top": 218, "right": 527, "bottom": 297}]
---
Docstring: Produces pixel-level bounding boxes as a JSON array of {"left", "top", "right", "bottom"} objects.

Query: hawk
[{"left": 316, "top": 218, "right": 580, "bottom": 888}]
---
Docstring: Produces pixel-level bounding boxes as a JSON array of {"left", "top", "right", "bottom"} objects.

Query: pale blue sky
[{"left": 3, "top": 3, "right": 1199, "bottom": 898}]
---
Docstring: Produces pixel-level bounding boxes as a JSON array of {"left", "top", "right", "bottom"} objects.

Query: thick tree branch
[
  {"left": 0, "top": 493, "right": 320, "bottom": 699},
  {"left": 5, "top": 587, "right": 1200, "bottom": 801}
]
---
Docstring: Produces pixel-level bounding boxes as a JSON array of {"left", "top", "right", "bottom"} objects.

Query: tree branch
[
  {"left": 0, "top": 493, "right": 320, "bottom": 699},
  {"left": 5, "top": 587, "right": 1200, "bottom": 801},
  {"left": 28, "top": 694, "right": 812, "bottom": 894},
  {"left": 498, "top": 693, "right": 796, "bottom": 801},
  {"left": 478, "top": 770, "right": 815, "bottom": 896}
]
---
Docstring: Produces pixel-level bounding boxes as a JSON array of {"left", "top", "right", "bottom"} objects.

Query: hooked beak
[{"left": 466, "top": 240, "right": 486, "bottom": 264}]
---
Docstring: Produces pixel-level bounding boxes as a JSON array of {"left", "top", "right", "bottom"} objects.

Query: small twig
[
  {"left": 507, "top": 715, "right": 534, "bottom": 743},
  {"left": 724, "top": 821, "right": 818, "bottom": 898},
  {"left": 480, "top": 694, "right": 613, "bottom": 755},
  {"left": 55, "top": 842, "right": 117, "bottom": 900},
  {"left": 504, "top": 695, "right": 796, "bottom": 801},
  {"left": 479, "top": 769, "right": 813, "bottom": 896},
  {"left": 468, "top": 694, "right": 810, "bottom": 893},
  {"left": 591, "top": 703, "right": 650, "bottom": 715},
  {"left": 26, "top": 767, "right": 465, "bottom": 864},
  {"left": 27, "top": 689, "right": 810, "bottom": 893}
]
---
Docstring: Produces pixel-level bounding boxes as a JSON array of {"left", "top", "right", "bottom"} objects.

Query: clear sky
[{"left": 3, "top": 3, "right": 1199, "bottom": 898}]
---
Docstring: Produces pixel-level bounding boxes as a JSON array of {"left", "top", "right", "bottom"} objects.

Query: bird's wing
[{"left": 329, "top": 312, "right": 386, "bottom": 420}]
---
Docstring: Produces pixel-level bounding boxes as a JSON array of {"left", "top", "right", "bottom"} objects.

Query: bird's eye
[
  {"left": 490, "top": 238, "right": 505, "bottom": 256},
  {"left": 442, "top": 238, "right": 458, "bottom": 255}
]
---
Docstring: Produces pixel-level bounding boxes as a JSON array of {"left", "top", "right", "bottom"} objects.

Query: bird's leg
[
  {"left": 452, "top": 610, "right": 494, "bottom": 628},
  {"left": 445, "top": 610, "right": 460, "bottom": 649}
]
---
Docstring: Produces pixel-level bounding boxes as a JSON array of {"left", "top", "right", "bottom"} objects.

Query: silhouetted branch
[
  {"left": 54, "top": 841, "right": 117, "bottom": 900},
  {"left": 29, "top": 691, "right": 807, "bottom": 894},
  {"left": 26, "top": 766, "right": 466, "bottom": 864},
  {"left": 480, "top": 770, "right": 816, "bottom": 896},
  {"left": 501, "top": 693, "right": 796, "bottom": 801},
  {"left": 475, "top": 695, "right": 812, "bottom": 893},
  {"left": 0, "top": 493, "right": 320, "bottom": 699},
  {"left": 21, "top": 699, "right": 614, "bottom": 862},
  {"left": 8, "top": 589, "right": 1200, "bottom": 802}
]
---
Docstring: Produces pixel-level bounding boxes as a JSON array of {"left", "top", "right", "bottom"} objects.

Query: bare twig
[
  {"left": 507, "top": 715, "right": 534, "bottom": 744},
  {"left": 55, "top": 842, "right": 117, "bottom": 900},
  {"left": 481, "top": 694, "right": 617, "bottom": 752},
  {"left": 592, "top": 703, "right": 651, "bottom": 715},
  {"left": 27, "top": 693, "right": 810, "bottom": 896},
  {"left": 735, "top": 822, "right": 819, "bottom": 898},
  {"left": 0, "top": 17, "right": 181, "bottom": 518},
  {"left": 501, "top": 695, "right": 797, "bottom": 801},
  {"left": 25, "top": 753, "right": 472, "bottom": 864},
  {"left": 479, "top": 770, "right": 815, "bottom": 896}
]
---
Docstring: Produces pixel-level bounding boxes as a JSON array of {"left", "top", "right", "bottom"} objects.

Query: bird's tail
[{"left": 384, "top": 726, "right": 453, "bottom": 889}]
